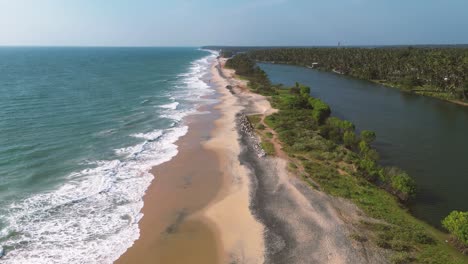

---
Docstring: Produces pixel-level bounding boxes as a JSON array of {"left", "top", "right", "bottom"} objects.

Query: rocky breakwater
[{"left": 237, "top": 113, "right": 266, "bottom": 158}]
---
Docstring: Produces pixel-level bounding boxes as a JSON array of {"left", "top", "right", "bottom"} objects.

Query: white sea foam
[
  {"left": 159, "top": 101, "right": 179, "bottom": 110},
  {"left": 0, "top": 50, "right": 219, "bottom": 263},
  {"left": 140, "top": 99, "right": 150, "bottom": 105},
  {"left": 161, "top": 108, "right": 196, "bottom": 122},
  {"left": 131, "top": 130, "right": 164, "bottom": 141},
  {"left": 1, "top": 126, "right": 187, "bottom": 264}
]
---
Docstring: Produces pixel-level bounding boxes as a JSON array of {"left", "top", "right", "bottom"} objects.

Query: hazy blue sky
[{"left": 1, "top": 0, "right": 467, "bottom": 46}]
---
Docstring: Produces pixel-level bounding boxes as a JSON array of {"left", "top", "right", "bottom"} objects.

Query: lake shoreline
[
  {"left": 257, "top": 61, "right": 468, "bottom": 108},
  {"left": 257, "top": 61, "right": 468, "bottom": 228}
]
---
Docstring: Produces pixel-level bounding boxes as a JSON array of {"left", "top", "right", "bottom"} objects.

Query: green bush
[
  {"left": 299, "top": 85, "right": 311, "bottom": 96},
  {"left": 388, "top": 170, "right": 416, "bottom": 199},
  {"left": 308, "top": 97, "right": 331, "bottom": 123},
  {"left": 358, "top": 158, "right": 379, "bottom": 180},
  {"left": 361, "top": 130, "right": 376, "bottom": 144},
  {"left": 442, "top": 211, "right": 468, "bottom": 246},
  {"left": 365, "top": 149, "right": 380, "bottom": 161},
  {"left": 326, "top": 118, "right": 355, "bottom": 132},
  {"left": 358, "top": 140, "right": 370, "bottom": 154},
  {"left": 343, "top": 131, "right": 357, "bottom": 148}
]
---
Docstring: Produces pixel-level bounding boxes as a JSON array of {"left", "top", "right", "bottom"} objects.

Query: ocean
[{"left": 0, "top": 47, "right": 217, "bottom": 263}]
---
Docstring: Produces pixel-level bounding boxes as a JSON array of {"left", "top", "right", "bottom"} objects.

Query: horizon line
[{"left": 1, "top": 43, "right": 467, "bottom": 48}]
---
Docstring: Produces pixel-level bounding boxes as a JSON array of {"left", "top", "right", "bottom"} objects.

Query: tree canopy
[{"left": 246, "top": 47, "right": 468, "bottom": 101}]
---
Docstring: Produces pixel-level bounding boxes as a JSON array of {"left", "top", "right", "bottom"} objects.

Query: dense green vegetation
[
  {"left": 225, "top": 53, "right": 468, "bottom": 263},
  {"left": 233, "top": 47, "right": 468, "bottom": 103},
  {"left": 443, "top": 211, "right": 468, "bottom": 253},
  {"left": 225, "top": 53, "right": 275, "bottom": 95}
]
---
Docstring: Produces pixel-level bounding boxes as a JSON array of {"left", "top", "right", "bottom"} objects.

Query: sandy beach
[
  {"left": 116, "top": 57, "right": 389, "bottom": 264},
  {"left": 116, "top": 57, "right": 265, "bottom": 264},
  {"left": 116, "top": 100, "right": 225, "bottom": 264}
]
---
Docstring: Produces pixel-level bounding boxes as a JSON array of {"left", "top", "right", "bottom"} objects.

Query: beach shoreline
[
  {"left": 116, "top": 55, "right": 265, "bottom": 263},
  {"left": 115, "top": 59, "right": 226, "bottom": 263},
  {"left": 116, "top": 55, "right": 390, "bottom": 264}
]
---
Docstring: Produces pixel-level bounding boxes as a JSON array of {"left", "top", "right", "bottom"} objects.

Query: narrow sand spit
[{"left": 215, "top": 58, "right": 389, "bottom": 264}]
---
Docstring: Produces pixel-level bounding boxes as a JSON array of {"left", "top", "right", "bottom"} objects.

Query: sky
[{"left": 0, "top": 0, "right": 467, "bottom": 47}]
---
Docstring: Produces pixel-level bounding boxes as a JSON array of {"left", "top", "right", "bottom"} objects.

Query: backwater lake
[{"left": 259, "top": 63, "right": 468, "bottom": 227}]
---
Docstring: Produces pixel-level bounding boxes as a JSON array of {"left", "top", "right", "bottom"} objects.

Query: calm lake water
[{"left": 259, "top": 63, "right": 468, "bottom": 227}]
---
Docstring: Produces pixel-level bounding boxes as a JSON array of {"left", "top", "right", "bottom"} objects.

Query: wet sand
[{"left": 116, "top": 101, "right": 225, "bottom": 263}]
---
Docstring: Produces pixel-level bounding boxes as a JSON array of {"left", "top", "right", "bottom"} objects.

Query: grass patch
[
  {"left": 246, "top": 114, "right": 262, "bottom": 126},
  {"left": 261, "top": 140, "right": 275, "bottom": 155}
]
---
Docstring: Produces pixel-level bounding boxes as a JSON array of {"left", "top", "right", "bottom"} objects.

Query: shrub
[
  {"left": 442, "top": 211, "right": 468, "bottom": 246},
  {"left": 299, "top": 85, "right": 311, "bottom": 96},
  {"left": 360, "top": 130, "right": 376, "bottom": 144},
  {"left": 358, "top": 158, "right": 379, "bottom": 180},
  {"left": 343, "top": 131, "right": 357, "bottom": 148},
  {"left": 389, "top": 170, "right": 416, "bottom": 199},
  {"left": 308, "top": 97, "right": 331, "bottom": 123},
  {"left": 358, "top": 140, "right": 370, "bottom": 155},
  {"left": 290, "top": 86, "right": 300, "bottom": 94},
  {"left": 365, "top": 149, "right": 380, "bottom": 161}
]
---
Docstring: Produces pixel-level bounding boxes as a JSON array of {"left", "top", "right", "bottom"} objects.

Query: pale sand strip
[{"left": 200, "top": 59, "right": 265, "bottom": 264}]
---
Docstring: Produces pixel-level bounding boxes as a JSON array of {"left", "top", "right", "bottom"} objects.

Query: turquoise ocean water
[{"left": 0, "top": 47, "right": 217, "bottom": 263}]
